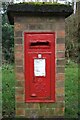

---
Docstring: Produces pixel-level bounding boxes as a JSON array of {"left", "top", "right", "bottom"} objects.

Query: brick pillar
[
  {"left": 14, "top": 17, "right": 65, "bottom": 118},
  {"left": 7, "top": 3, "right": 73, "bottom": 118}
]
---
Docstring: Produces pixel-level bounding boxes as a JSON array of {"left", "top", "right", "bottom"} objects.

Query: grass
[
  {"left": 2, "top": 64, "right": 15, "bottom": 118},
  {"left": 2, "top": 61, "right": 78, "bottom": 118},
  {"left": 65, "top": 60, "right": 78, "bottom": 118}
]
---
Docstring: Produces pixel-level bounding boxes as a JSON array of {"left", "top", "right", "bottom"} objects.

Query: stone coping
[{"left": 7, "top": 3, "right": 73, "bottom": 25}]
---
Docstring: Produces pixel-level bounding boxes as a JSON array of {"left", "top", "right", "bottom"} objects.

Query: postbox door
[
  {"left": 26, "top": 53, "right": 52, "bottom": 102},
  {"left": 24, "top": 32, "right": 55, "bottom": 102}
]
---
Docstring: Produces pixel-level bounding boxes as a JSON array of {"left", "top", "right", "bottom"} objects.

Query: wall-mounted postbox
[{"left": 24, "top": 32, "right": 55, "bottom": 102}]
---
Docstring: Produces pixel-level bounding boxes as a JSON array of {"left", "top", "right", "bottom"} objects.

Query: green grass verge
[
  {"left": 2, "top": 61, "right": 78, "bottom": 118},
  {"left": 2, "top": 64, "right": 15, "bottom": 117},
  {"left": 65, "top": 60, "right": 78, "bottom": 118}
]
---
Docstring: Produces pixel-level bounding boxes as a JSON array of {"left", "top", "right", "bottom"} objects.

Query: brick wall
[{"left": 14, "top": 16, "right": 65, "bottom": 118}]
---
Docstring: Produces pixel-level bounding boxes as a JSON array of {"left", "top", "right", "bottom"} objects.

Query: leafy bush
[
  {"left": 2, "top": 2, "right": 14, "bottom": 64},
  {"left": 65, "top": 8, "right": 79, "bottom": 63},
  {"left": 2, "top": 23, "right": 14, "bottom": 63}
]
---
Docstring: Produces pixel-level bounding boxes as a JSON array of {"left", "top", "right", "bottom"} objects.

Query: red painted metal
[{"left": 24, "top": 32, "right": 55, "bottom": 102}]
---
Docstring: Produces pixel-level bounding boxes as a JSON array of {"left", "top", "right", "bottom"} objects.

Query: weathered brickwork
[
  {"left": 14, "top": 16, "right": 65, "bottom": 118},
  {"left": 16, "top": 109, "right": 25, "bottom": 116},
  {"left": 15, "top": 94, "right": 24, "bottom": 102}
]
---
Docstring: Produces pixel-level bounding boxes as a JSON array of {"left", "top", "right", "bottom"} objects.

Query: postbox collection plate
[
  {"left": 24, "top": 32, "right": 55, "bottom": 102},
  {"left": 34, "top": 58, "right": 46, "bottom": 77}
]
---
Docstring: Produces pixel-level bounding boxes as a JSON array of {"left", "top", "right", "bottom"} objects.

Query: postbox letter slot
[{"left": 30, "top": 41, "right": 50, "bottom": 47}]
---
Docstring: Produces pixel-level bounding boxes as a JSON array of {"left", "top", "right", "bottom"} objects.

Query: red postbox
[{"left": 24, "top": 32, "right": 55, "bottom": 102}]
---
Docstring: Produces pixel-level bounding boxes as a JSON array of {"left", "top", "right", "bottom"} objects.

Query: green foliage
[
  {"left": 78, "top": 23, "right": 80, "bottom": 63},
  {"left": 65, "top": 59, "right": 78, "bottom": 68},
  {"left": 2, "top": 23, "right": 14, "bottom": 63},
  {"left": 78, "top": 63, "right": 80, "bottom": 117},
  {"left": 2, "top": 2, "right": 14, "bottom": 63},
  {"left": 2, "top": 2, "right": 9, "bottom": 25},
  {"left": 65, "top": 5, "right": 79, "bottom": 63},
  {"left": 2, "top": 64, "right": 15, "bottom": 117}
]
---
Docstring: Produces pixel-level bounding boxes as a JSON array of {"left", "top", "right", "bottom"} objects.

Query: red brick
[
  {"left": 15, "top": 95, "right": 24, "bottom": 102},
  {"left": 16, "top": 72, "right": 24, "bottom": 80},
  {"left": 15, "top": 45, "right": 23, "bottom": 51},
  {"left": 14, "top": 31, "right": 22, "bottom": 37},
  {"left": 57, "top": 38, "right": 65, "bottom": 44},
  {"left": 56, "top": 81, "right": 64, "bottom": 87},
  {"left": 57, "top": 67, "right": 65, "bottom": 73},
  {"left": 16, "top": 80, "right": 24, "bottom": 87},
  {"left": 15, "top": 37, "right": 22, "bottom": 44},
  {"left": 16, "top": 103, "right": 25, "bottom": 108},
  {"left": 56, "top": 95, "right": 65, "bottom": 101},
  {"left": 57, "top": 52, "right": 65, "bottom": 58},
  {"left": 15, "top": 67, "right": 24, "bottom": 73},
  {"left": 56, "top": 102, "right": 65, "bottom": 108},
  {"left": 25, "top": 109, "right": 40, "bottom": 118},
  {"left": 27, "top": 103, "right": 40, "bottom": 109},
  {"left": 16, "top": 109, "right": 25, "bottom": 116},
  {"left": 56, "top": 23, "right": 65, "bottom": 30},
  {"left": 54, "top": 108, "right": 59, "bottom": 112},
  {"left": 56, "top": 87, "right": 64, "bottom": 95},
  {"left": 57, "top": 44, "right": 65, "bottom": 51},
  {"left": 16, "top": 88, "right": 24, "bottom": 94},
  {"left": 56, "top": 73, "right": 65, "bottom": 81},
  {"left": 15, "top": 52, "right": 23, "bottom": 60},
  {"left": 57, "top": 59, "right": 65, "bottom": 66},
  {"left": 15, "top": 59, "right": 23, "bottom": 66},
  {"left": 54, "top": 107, "right": 64, "bottom": 116},
  {"left": 57, "top": 31, "right": 65, "bottom": 38},
  {"left": 62, "top": 107, "right": 65, "bottom": 113},
  {"left": 15, "top": 23, "right": 26, "bottom": 31}
]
